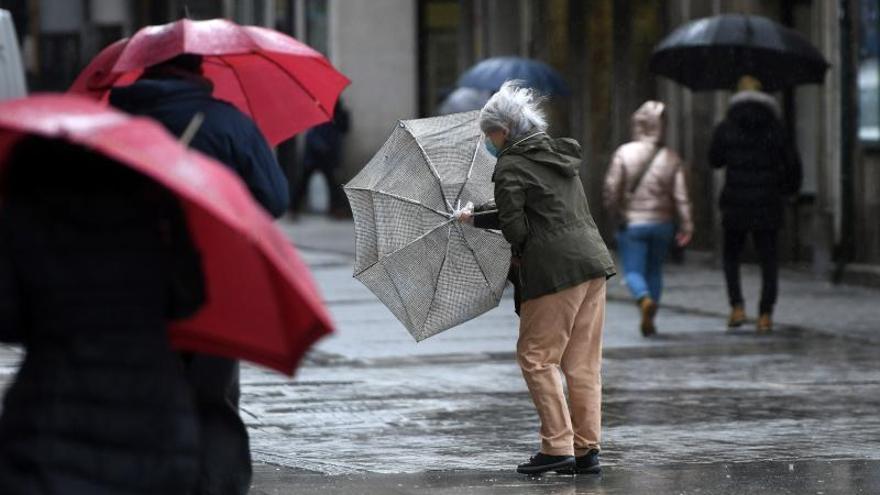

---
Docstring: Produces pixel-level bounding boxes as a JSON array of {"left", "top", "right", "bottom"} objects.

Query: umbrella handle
[{"left": 179, "top": 112, "right": 205, "bottom": 147}]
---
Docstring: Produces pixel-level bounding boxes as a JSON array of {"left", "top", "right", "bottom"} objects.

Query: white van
[{"left": 0, "top": 9, "right": 27, "bottom": 100}]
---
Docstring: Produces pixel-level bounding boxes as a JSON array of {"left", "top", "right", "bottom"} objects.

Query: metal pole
[{"left": 834, "top": 0, "right": 856, "bottom": 282}]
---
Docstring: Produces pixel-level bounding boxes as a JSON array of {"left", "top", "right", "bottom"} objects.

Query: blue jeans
[{"left": 617, "top": 222, "right": 675, "bottom": 303}]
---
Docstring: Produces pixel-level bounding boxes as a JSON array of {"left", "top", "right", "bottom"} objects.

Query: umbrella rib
[
  {"left": 456, "top": 223, "right": 500, "bottom": 298},
  {"left": 352, "top": 217, "right": 457, "bottom": 278},
  {"left": 399, "top": 121, "right": 451, "bottom": 212},
  {"left": 215, "top": 56, "right": 258, "bottom": 119},
  {"left": 344, "top": 187, "right": 451, "bottom": 218},
  {"left": 256, "top": 52, "right": 333, "bottom": 119},
  {"left": 451, "top": 133, "right": 483, "bottom": 208},
  {"left": 420, "top": 223, "right": 453, "bottom": 336}
]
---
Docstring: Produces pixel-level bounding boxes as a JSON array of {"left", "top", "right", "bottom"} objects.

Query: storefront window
[
  {"left": 858, "top": 0, "right": 880, "bottom": 142},
  {"left": 306, "top": 0, "right": 329, "bottom": 56}
]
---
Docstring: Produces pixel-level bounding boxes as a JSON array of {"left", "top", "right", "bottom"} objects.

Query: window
[
  {"left": 306, "top": 0, "right": 329, "bottom": 56},
  {"left": 858, "top": 0, "right": 880, "bottom": 142}
]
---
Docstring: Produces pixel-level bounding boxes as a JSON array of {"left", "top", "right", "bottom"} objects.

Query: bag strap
[{"left": 627, "top": 144, "right": 662, "bottom": 195}]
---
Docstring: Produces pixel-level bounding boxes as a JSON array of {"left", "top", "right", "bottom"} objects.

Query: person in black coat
[
  {"left": 109, "top": 54, "right": 288, "bottom": 494},
  {"left": 709, "top": 76, "right": 802, "bottom": 333},
  {"left": 109, "top": 54, "right": 289, "bottom": 217},
  {"left": 0, "top": 137, "right": 205, "bottom": 495},
  {"left": 294, "top": 100, "right": 350, "bottom": 216}
]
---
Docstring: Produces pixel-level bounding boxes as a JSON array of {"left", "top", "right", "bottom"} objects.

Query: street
[
  {"left": 0, "top": 215, "right": 877, "bottom": 493},
  {"left": 246, "top": 216, "right": 880, "bottom": 493}
]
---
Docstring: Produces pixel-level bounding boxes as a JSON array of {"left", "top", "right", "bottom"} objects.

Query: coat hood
[
  {"left": 503, "top": 133, "right": 581, "bottom": 177},
  {"left": 726, "top": 90, "right": 782, "bottom": 128},
  {"left": 728, "top": 90, "right": 781, "bottom": 117},
  {"left": 109, "top": 78, "right": 213, "bottom": 114},
  {"left": 631, "top": 100, "right": 665, "bottom": 144}
]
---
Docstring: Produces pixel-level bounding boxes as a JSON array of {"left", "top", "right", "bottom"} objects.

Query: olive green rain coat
[{"left": 492, "top": 133, "right": 615, "bottom": 302}]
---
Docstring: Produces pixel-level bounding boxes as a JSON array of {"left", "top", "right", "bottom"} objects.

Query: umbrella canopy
[
  {"left": 344, "top": 111, "right": 511, "bottom": 341},
  {"left": 458, "top": 56, "right": 570, "bottom": 96},
  {"left": 0, "top": 94, "right": 333, "bottom": 375},
  {"left": 649, "top": 14, "right": 829, "bottom": 91},
  {"left": 69, "top": 18, "right": 350, "bottom": 145},
  {"left": 437, "top": 87, "right": 492, "bottom": 115}
]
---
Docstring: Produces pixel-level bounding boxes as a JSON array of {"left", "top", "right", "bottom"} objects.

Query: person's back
[
  {"left": 709, "top": 90, "right": 801, "bottom": 231},
  {"left": 0, "top": 138, "right": 202, "bottom": 494},
  {"left": 603, "top": 101, "right": 692, "bottom": 234},
  {"left": 495, "top": 133, "right": 614, "bottom": 301},
  {"left": 108, "top": 57, "right": 289, "bottom": 217},
  {"left": 708, "top": 77, "right": 803, "bottom": 333}
]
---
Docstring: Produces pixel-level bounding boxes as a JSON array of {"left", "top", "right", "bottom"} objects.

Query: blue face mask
[{"left": 485, "top": 138, "right": 500, "bottom": 157}]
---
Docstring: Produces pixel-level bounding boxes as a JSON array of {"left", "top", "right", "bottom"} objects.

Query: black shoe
[
  {"left": 556, "top": 449, "right": 601, "bottom": 475},
  {"left": 516, "top": 452, "right": 575, "bottom": 475}
]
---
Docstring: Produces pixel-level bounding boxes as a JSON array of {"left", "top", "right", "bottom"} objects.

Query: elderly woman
[{"left": 461, "top": 82, "right": 615, "bottom": 475}]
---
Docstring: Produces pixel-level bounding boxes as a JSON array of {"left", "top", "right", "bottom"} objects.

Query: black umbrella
[{"left": 649, "top": 14, "right": 830, "bottom": 91}]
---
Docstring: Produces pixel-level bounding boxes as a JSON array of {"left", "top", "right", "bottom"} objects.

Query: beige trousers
[{"left": 517, "top": 277, "right": 606, "bottom": 457}]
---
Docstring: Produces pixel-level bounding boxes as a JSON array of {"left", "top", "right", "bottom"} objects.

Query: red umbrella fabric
[
  {"left": 69, "top": 18, "right": 350, "bottom": 146},
  {"left": 0, "top": 94, "right": 334, "bottom": 375}
]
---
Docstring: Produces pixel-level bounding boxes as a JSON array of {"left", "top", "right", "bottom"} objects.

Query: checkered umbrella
[{"left": 344, "top": 111, "right": 511, "bottom": 341}]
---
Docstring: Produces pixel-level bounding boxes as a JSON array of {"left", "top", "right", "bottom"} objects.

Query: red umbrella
[
  {"left": 69, "top": 18, "right": 350, "bottom": 146},
  {"left": 0, "top": 94, "right": 334, "bottom": 375}
]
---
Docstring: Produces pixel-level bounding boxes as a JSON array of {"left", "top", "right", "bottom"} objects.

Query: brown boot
[
  {"left": 728, "top": 305, "right": 746, "bottom": 329},
  {"left": 757, "top": 313, "right": 773, "bottom": 334},
  {"left": 639, "top": 297, "right": 657, "bottom": 337}
]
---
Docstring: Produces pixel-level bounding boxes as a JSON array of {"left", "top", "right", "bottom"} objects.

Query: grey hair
[{"left": 479, "top": 80, "right": 548, "bottom": 141}]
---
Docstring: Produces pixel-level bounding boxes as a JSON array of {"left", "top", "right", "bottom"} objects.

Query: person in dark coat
[
  {"left": 294, "top": 100, "right": 350, "bottom": 216},
  {"left": 709, "top": 75, "right": 802, "bottom": 333},
  {"left": 109, "top": 54, "right": 289, "bottom": 217},
  {"left": 109, "top": 54, "right": 288, "bottom": 494},
  {"left": 0, "top": 137, "right": 204, "bottom": 495}
]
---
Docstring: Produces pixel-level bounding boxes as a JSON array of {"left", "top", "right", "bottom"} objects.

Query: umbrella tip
[{"left": 183, "top": 3, "right": 191, "bottom": 18}]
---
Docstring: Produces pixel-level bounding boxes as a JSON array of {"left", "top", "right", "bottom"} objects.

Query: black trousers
[
  {"left": 182, "top": 355, "right": 252, "bottom": 495},
  {"left": 293, "top": 161, "right": 342, "bottom": 213},
  {"left": 723, "top": 229, "right": 779, "bottom": 315}
]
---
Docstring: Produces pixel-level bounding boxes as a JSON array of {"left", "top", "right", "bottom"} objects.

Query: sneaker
[
  {"left": 757, "top": 313, "right": 773, "bottom": 334},
  {"left": 557, "top": 449, "right": 601, "bottom": 475},
  {"left": 728, "top": 305, "right": 746, "bottom": 328},
  {"left": 516, "top": 452, "right": 575, "bottom": 475},
  {"left": 639, "top": 297, "right": 657, "bottom": 337}
]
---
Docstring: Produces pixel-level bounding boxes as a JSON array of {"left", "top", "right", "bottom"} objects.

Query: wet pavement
[
  {"left": 251, "top": 459, "right": 880, "bottom": 494},
  {"left": 0, "top": 215, "right": 878, "bottom": 493},
  {"left": 249, "top": 216, "right": 880, "bottom": 491}
]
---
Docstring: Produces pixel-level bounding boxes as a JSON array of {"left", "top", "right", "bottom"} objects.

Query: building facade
[{"left": 4, "top": 0, "right": 878, "bottom": 281}]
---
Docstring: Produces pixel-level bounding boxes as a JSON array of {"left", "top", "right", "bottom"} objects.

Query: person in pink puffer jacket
[{"left": 604, "top": 101, "right": 693, "bottom": 336}]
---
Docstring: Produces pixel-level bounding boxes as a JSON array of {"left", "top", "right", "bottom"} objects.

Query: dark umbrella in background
[
  {"left": 649, "top": 14, "right": 830, "bottom": 91},
  {"left": 457, "top": 56, "right": 570, "bottom": 96},
  {"left": 437, "top": 87, "right": 492, "bottom": 115}
]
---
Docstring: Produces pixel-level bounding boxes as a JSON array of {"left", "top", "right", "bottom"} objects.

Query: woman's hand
[{"left": 452, "top": 201, "right": 474, "bottom": 223}]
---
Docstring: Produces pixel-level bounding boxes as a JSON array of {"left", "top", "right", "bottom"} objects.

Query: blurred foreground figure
[
  {"left": 604, "top": 101, "right": 693, "bottom": 337},
  {"left": 110, "top": 54, "right": 289, "bottom": 217},
  {"left": 709, "top": 76, "right": 802, "bottom": 333},
  {"left": 109, "top": 54, "right": 290, "bottom": 494},
  {"left": 0, "top": 138, "right": 204, "bottom": 494}
]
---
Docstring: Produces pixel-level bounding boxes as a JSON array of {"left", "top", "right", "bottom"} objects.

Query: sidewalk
[
  {"left": 283, "top": 215, "right": 880, "bottom": 344},
  {"left": 607, "top": 255, "right": 880, "bottom": 344}
]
